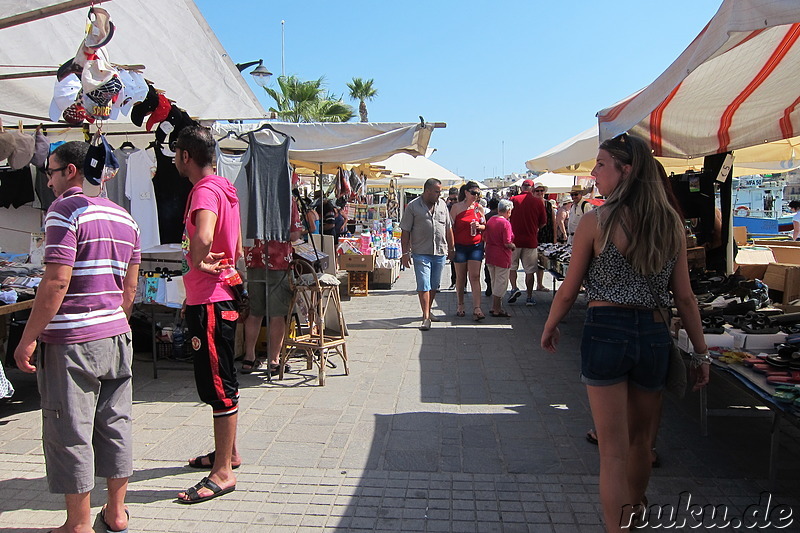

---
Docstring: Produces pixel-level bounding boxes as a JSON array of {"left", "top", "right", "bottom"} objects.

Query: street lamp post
[{"left": 235, "top": 59, "right": 272, "bottom": 88}]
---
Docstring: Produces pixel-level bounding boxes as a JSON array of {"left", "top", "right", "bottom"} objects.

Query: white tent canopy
[
  {"left": 0, "top": 0, "right": 267, "bottom": 125},
  {"left": 527, "top": 124, "right": 800, "bottom": 177},
  {"left": 597, "top": 0, "right": 800, "bottom": 158},
  {"left": 365, "top": 153, "right": 461, "bottom": 188},
  {"left": 211, "top": 122, "right": 434, "bottom": 165},
  {"left": 509, "top": 173, "right": 576, "bottom": 193}
]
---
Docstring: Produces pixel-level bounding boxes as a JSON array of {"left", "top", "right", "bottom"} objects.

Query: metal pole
[{"left": 281, "top": 20, "right": 286, "bottom": 77}]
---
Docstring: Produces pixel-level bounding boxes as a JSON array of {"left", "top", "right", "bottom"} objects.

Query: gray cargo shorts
[{"left": 38, "top": 333, "right": 133, "bottom": 494}]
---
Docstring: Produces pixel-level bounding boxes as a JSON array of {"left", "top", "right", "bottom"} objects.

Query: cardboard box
[
  {"left": 370, "top": 261, "right": 400, "bottom": 288},
  {"left": 766, "top": 246, "right": 800, "bottom": 265},
  {"left": 733, "top": 226, "right": 748, "bottom": 246},
  {"left": 687, "top": 246, "right": 706, "bottom": 270},
  {"left": 677, "top": 329, "right": 735, "bottom": 352},
  {"left": 728, "top": 329, "right": 786, "bottom": 351},
  {"left": 339, "top": 253, "right": 376, "bottom": 272},
  {"left": 735, "top": 246, "right": 776, "bottom": 280},
  {"left": 763, "top": 263, "right": 800, "bottom": 302}
]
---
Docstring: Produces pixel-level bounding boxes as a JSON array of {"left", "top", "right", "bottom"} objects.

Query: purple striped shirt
[{"left": 41, "top": 187, "right": 141, "bottom": 344}]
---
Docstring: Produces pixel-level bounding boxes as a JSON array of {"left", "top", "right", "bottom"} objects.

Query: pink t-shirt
[
  {"left": 182, "top": 175, "right": 241, "bottom": 305},
  {"left": 483, "top": 216, "right": 514, "bottom": 268}
]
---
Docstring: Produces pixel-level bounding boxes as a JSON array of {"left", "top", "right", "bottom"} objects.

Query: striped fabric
[{"left": 41, "top": 187, "right": 141, "bottom": 344}]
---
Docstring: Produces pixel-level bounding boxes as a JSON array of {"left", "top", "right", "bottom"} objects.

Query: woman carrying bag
[{"left": 541, "top": 133, "right": 709, "bottom": 532}]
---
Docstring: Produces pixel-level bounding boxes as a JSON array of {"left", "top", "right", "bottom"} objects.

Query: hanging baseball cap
[
  {"left": 84, "top": 7, "right": 115, "bottom": 49},
  {"left": 84, "top": 133, "right": 119, "bottom": 186},
  {"left": 155, "top": 105, "right": 196, "bottom": 145},
  {"left": 145, "top": 94, "right": 172, "bottom": 131},
  {"left": 130, "top": 83, "right": 159, "bottom": 127},
  {"left": 0, "top": 132, "right": 16, "bottom": 161},
  {"left": 118, "top": 70, "right": 149, "bottom": 117},
  {"left": 30, "top": 130, "right": 50, "bottom": 168},
  {"left": 48, "top": 74, "right": 82, "bottom": 122},
  {"left": 7, "top": 132, "right": 36, "bottom": 170},
  {"left": 83, "top": 74, "right": 123, "bottom": 120}
]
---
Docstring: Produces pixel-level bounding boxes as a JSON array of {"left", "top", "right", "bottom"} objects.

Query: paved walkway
[{"left": 1, "top": 268, "right": 799, "bottom": 532}]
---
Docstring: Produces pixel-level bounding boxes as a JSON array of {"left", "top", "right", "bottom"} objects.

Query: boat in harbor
[{"left": 731, "top": 174, "right": 793, "bottom": 236}]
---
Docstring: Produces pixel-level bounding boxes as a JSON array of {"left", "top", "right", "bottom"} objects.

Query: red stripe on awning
[
  {"left": 598, "top": 97, "right": 633, "bottom": 124},
  {"left": 649, "top": 82, "right": 683, "bottom": 157},
  {"left": 717, "top": 24, "right": 800, "bottom": 152},
  {"left": 780, "top": 94, "right": 800, "bottom": 139}
]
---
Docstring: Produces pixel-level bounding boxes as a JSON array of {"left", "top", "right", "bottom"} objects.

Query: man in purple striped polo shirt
[{"left": 15, "top": 141, "right": 140, "bottom": 533}]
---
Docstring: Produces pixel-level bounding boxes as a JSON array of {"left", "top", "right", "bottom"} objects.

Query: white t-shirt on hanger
[{"left": 125, "top": 148, "right": 161, "bottom": 251}]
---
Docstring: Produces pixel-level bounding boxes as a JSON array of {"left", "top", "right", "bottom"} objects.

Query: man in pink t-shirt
[{"left": 174, "top": 126, "right": 242, "bottom": 504}]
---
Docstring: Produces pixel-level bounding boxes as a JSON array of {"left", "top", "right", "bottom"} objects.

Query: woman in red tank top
[{"left": 450, "top": 181, "right": 486, "bottom": 320}]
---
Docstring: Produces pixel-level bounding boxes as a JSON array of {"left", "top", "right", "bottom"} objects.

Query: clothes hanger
[
  {"left": 237, "top": 122, "right": 295, "bottom": 142},
  {"left": 216, "top": 129, "right": 239, "bottom": 142}
]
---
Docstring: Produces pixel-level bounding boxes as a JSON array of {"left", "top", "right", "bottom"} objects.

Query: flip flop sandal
[
  {"left": 489, "top": 310, "right": 511, "bottom": 317},
  {"left": 98, "top": 505, "right": 130, "bottom": 533},
  {"left": 240, "top": 358, "right": 263, "bottom": 374},
  {"left": 177, "top": 476, "right": 235, "bottom": 504},
  {"left": 455, "top": 308, "right": 466, "bottom": 317},
  {"left": 187, "top": 451, "right": 241, "bottom": 469},
  {"left": 269, "top": 364, "right": 291, "bottom": 376},
  {"left": 473, "top": 307, "right": 486, "bottom": 321}
]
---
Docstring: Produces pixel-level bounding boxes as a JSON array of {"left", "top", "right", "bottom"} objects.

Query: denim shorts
[
  {"left": 580, "top": 307, "right": 671, "bottom": 391},
  {"left": 412, "top": 253, "right": 446, "bottom": 292},
  {"left": 453, "top": 242, "right": 485, "bottom": 263}
]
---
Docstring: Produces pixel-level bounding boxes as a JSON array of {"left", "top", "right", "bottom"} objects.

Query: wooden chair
[{"left": 278, "top": 259, "right": 349, "bottom": 385}]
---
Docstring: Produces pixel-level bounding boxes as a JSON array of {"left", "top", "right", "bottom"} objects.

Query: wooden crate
[{"left": 348, "top": 271, "right": 369, "bottom": 297}]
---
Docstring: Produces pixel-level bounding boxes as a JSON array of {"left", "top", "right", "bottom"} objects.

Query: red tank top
[{"left": 453, "top": 204, "right": 483, "bottom": 245}]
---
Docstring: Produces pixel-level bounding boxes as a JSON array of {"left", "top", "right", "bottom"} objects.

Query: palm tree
[
  {"left": 346, "top": 77, "right": 378, "bottom": 122},
  {"left": 265, "top": 75, "right": 354, "bottom": 122}
]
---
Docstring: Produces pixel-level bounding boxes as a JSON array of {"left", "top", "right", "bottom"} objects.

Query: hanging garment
[
  {"left": 108, "top": 146, "right": 136, "bottom": 212},
  {"left": 0, "top": 166, "right": 34, "bottom": 208},
  {"left": 244, "top": 132, "right": 292, "bottom": 241},
  {"left": 34, "top": 167, "right": 57, "bottom": 211},
  {"left": 215, "top": 144, "right": 250, "bottom": 231},
  {"left": 153, "top": 145, "right": 192, "bottom": 244},
  {"left": 124, "top": 148, "right": 160, "bottom": 250}
]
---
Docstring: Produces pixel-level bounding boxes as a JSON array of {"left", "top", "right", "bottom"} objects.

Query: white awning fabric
[
  {"left": 0, "top": 0, "right": 267, "bottom": 124},
  {"left": 528, "top": 125, "right": 800, "bottom": 177},
  {"left": 597, "top": 0, "right": 800, "bottom": 158},
  {"left": 367, "top": 152, "right": 461, "bottom": 188},
  {"left": 212, "top": 122, "right": 434, "bottom": 165}
]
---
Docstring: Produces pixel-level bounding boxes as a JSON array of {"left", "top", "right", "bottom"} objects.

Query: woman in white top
[{"left": 790, "top": 200, "right": 800, "bottom": 240}]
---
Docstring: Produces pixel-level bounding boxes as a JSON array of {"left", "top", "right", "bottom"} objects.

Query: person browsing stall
[
  {"left": 483, "top": 199, "right": 516, "bottom": 318},
  {"left": 540, "top": 133, "right": 709, "bottom": 532},
  {"left": 174, "top": 125, "right": 243, "bottom": 504},
  {"left": 567, "top": 184, "right": 592, "bottom": 244},
  {"left": 399, "top": 178, "right": 455, "bottom": 330},
  {"left": 450, "top": 181, "right": 487, "bottom": 320},
  {"left": 14, "top": 141, "right": 140, "bottom": 533}
]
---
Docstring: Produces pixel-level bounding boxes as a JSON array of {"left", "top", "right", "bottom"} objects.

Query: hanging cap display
[
  {"left": 84, "top": 133, "right": 119, "bottom": 186},
  {"left": 84, "top": 7, "right": 115, "bottom": 49},
  {"left": 154, "top": 105, "right": 196, "bottom": 145},
  {"left": 130, "top": 83, "right": 159, "bottom": 127},
  {"left": 48, "top": 74, "right": 81, "bottom": 122},
  {"left": 56, "top": 58, "right": 81, "bottom": 81},
  {"left": 0, "top": 132, "right": 16, "bottom": 161},
  {"left": 83, "top": 74, "right": 123, "bottom": 121},
  {"left": 30, "top": 130, "right": 50, "bottom": 168},
  {"left": 145, "top": 94, "right": 172, "bottom": 131},
  {"left": 7, "top": 132, "right": 36, "bottom": 170}
]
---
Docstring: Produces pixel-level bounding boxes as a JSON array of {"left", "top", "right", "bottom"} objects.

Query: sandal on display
[
  {"left": 473, "top": 307, "right": 485, "bottom": 321},
  {"left": 187, "top": 451, "right": 241, "bottom": 470},
  {"left": 177, "top": 476, "right": 235, "bottom": 504}
]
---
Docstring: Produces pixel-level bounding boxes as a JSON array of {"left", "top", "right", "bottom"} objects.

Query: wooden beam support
[{"left": 0, "top": 0, "right": 107, "bottom": 31}]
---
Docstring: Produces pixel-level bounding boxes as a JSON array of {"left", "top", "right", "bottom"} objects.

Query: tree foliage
[
  {"left": 346, "top": 77, "right": 378, "bottom": 122},
  {"left": 265, "top": 75, "right": 354, "bottom": 122}
]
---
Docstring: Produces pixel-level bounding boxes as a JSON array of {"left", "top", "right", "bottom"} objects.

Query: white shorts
[
  {"left": 487, "top": 264, "right": 510, "bottom": 296},
  {"left": 511, "top": 247, "right": 538, "bottom": 274}
]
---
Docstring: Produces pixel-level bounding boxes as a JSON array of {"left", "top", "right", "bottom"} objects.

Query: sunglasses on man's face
[{"left": 534, "top": 188, "right": 546, "bottom": 192}]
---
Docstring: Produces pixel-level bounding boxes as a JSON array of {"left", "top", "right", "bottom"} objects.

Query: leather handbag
[{"left": 645, "top": 278, "right": 688, "bottom": 398}]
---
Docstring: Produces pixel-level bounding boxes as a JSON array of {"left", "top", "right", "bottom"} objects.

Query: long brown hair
[{"left": 597, "top": 133, "right": 684, "bottom": 275}]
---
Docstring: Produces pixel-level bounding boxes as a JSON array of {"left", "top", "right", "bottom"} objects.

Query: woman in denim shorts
[
  {"left": 450, "top": 181, "right": 486, "bottom": 320},
  {"left": 540, "top": 133, "right": 710, "bottom": 532}
]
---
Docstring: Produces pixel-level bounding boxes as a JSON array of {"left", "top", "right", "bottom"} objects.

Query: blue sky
[{"left": 195, "top": 0, "right": 722, "bottom": 181}]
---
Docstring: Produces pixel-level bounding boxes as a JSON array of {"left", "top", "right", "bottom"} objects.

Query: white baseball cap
[{"left": 48, "top": 74, "right": 81, "bottom": 122}]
